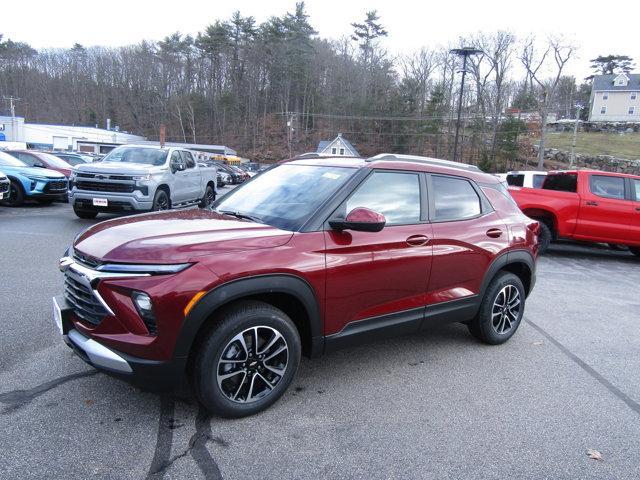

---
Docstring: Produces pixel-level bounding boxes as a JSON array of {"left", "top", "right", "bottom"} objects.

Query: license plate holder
[{"left": 93, "top": 198, "right": 108, "bottom": 207}]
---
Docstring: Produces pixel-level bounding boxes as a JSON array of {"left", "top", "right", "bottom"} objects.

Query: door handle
[
  {"left": 486, "top": 228, "right": 503, "bottom": 238},
  {"left": 406, "top": 235, "right": 429, "bottom": 246},
  {"left": 586, "top": 201, "right": 599, "bottom": 206},
  {"left": 635, "top": 207, "right": 640, "bottom": 212}
]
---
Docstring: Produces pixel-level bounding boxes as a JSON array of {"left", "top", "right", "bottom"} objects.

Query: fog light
[{"left": 132, "top": 291, "right": 157, "bottom": 335}]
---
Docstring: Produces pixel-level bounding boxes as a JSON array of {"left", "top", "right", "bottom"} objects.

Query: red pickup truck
[{"left": 508, "top": 169, "right": 640, "bottom": 255}]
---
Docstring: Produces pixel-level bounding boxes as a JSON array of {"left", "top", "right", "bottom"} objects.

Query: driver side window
[
  {"left": 170, "top": 151, "right": 184, "bottom": 170},
  {"left": 345, "top": 171, "right": 422, "bottom": 225}
]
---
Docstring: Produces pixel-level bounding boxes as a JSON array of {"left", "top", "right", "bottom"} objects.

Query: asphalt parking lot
[{"left": 1, "top": 199, "right": 639, "bottom": 480}]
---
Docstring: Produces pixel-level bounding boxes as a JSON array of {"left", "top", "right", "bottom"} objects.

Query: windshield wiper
[{"left": 217, "top": 210, "right": 263, "bottom": 224}]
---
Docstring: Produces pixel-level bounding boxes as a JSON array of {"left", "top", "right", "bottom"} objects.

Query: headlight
[
  {"left": 132, "top": 174, "right": 151, "bottom": 181},
  {"left": 132, "top": 291, "right": 154, "bottom": 320},
  {"left": 24, "top": 174, "right": 48, "bottom": 181}
]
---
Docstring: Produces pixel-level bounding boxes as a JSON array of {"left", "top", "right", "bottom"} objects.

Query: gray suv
[{"left": 69, "top": 145, "right": 217, "bottom": 218}]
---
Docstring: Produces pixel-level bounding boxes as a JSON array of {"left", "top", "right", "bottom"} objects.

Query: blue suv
[{"left": 0, "top": 150, "right": 68, "bottom": 206}]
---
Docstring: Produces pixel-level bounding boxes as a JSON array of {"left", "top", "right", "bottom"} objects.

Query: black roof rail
[{"left": 366, "top": 153, "right": 481, "bottom": 172}]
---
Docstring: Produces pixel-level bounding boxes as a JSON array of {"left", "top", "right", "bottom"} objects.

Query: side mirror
[
  {"left": 329, "top": 207, "right": 386, "bottom": 233},
  {"left": 171, "top": 161, "right": 185, "bottom": 173}
]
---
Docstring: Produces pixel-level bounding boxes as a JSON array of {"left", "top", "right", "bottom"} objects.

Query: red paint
[
  {"left": 67, "top": 157, "right": 537, "bottom": 362},
  {"left": 509, "top": 169, "right": 640, "bottom": 246}
]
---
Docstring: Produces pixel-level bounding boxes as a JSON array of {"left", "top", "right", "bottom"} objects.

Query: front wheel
[
  {"left": 152, "top": 189, "right": 170, "bottom": 211},
  {"left": 468, "top": 272, "right": 525, "bottom": 345},
  {"left": 1, "top": 181, "right": 24, "bottom": 207},
  {"left": 191, "top": 300, "right": 301, "bottom": 418},
  {"left": 73, "top": 204, "right": 98, "bottom": 219}
]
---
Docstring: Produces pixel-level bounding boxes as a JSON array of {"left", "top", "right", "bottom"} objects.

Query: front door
[
  {"left": 574, "top": 173, "right": 634, "bottom": 243},
  {"left": 323, "top": 170, "right": 433, "bottom": 336},
  {"left": 629, "top": 178, "right": 640, "bottom": 245},
  {"left": 180, "top": 150, "right": 202, "bottom": 201},
  {"left": 169, "top": 150, "right": 189, "bottom": 203}
]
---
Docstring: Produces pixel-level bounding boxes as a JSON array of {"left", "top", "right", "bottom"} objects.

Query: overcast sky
[{"left": 3, "top": 0, "right": 639, "bottom": 79}]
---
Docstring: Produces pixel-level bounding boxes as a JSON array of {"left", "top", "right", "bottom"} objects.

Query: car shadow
[{"left": 545, "top": 241, "right": 638, "bottom": 264}]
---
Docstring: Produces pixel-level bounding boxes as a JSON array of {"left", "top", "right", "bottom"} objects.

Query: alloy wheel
[
  {"left": 217, "top": 326, "right": 289, "bottom": 403},
  {"left": 491, "top": 285, "right": 521, "bottom": 335}
]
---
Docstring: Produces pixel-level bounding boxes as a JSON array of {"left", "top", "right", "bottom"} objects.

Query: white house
[
  {"left": 316, "top": 133, "right": 359, "bottom": 156},
  {"left": 589, "top": 73, "right": 640, "bottom": 122}
]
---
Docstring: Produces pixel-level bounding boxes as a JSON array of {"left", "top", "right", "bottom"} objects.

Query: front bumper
[
  {"left": 69, "top": 190, "right": 153, "bottom": 211},
  {"left": 54, "top": 295, "right": 185, "bottom": 390}
]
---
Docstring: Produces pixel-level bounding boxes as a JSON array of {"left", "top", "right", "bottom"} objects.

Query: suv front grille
[
  {"left": 44, "top": 180, "right": 68, "bottom": 192},
  {"left": 73, "top": 250, "right": 101, "bottom": 269},
  {"left": 76, "top": 181, "right": 134, "bottom": 193},
  {"left": 63, "top": 273, "right": 108, "bottom": 325}
]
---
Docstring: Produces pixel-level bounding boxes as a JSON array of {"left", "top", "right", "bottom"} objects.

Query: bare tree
[{"left": 520, "top": 36, "right": 575, "bottom": 168}]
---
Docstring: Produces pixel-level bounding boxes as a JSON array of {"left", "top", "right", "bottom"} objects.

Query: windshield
[
  {"left": 213, "top": 164, "right": 355, "bottom": 231},
  {"left": 40, "top": 153, "right": 72, "bottom": 168},
  {"left": 102, "top": 146, "right": 168, "bottom": 166},
  {"left": 0, "top": 151, "right": 26, "bottom": 167}
]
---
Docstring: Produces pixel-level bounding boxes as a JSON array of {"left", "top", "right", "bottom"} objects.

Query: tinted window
[
  {"left": 346, "top": 171, "right": 421, "bottom": 225},
  {"left": 532, "top": 174, "right": 546, "bottom": 189},
  {"left": 181, "top": 151, "right": 196, "bottom": 168},
  {"left": 589, "top": 175, "right": 625, "bottom": 200},
  {"left": 214, "top": 164, "right": 354, "bottom": 231},
  {"left": 432, "top": 176, "right": 481, "bottom": 221},
  {"left": 506, "top": 174, "right": 524, "bottom": 187},
  {"left": 542, "top": 174, "right": 577, "bottom": 192}
]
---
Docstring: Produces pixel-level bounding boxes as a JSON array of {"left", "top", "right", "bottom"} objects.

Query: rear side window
[
  {"left": 633, "top": 179, "right": 640, "bottom": 201},
  {"left": 532, "top": 174, "right": 546, "bottom": 188},
  {"left": 589, "top": 175, "right": 625, "bottom": 200},
  {"left": 346, "top": 171, "right": 421, "bottom": 225},
  {"left": 506, "top": 174, "right": 524, "bottom": 187},
  {"left": 543, "top": 174, "right": 577, "bottom": 192},
  {"left": 432, "top": 176, "right": 481, "bottom": 221}
]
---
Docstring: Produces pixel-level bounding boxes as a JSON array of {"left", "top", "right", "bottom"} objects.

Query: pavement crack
[
  {"left": 0, "top": 370, "right": 97, "bottom": 414},
  {"left": 189, "top": 406, "right": 224, "bottom": 480},
  {"left": 146, "top": 396, "right": 177, "bottom": 479},
  {"left": 526, "top": 317, "right": 640, "bottom": 416}
]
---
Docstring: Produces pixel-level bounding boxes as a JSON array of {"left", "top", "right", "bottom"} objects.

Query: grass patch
[{"left": 544, "top": 132, "right": 640, "bottom": 160}]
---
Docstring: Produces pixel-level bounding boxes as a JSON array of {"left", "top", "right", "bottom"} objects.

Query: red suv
[{"left": 53, "top": 154, "right": 538, "bottom": 417}]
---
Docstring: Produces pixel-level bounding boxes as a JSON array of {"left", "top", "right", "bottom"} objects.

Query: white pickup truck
[
  {"left": 68, "top": 145, "right": 217, "bottom": 218},
  {"left": 496, "top": 170, "right": 547, "bottom": 189}
]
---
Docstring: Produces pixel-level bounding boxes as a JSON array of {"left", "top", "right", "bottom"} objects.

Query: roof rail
[
  {"left": 294, "top": 152, "right": 323, "bottom": 159},
  {"left": 367, "top": 153, "right": 481, "bottom": 172}
]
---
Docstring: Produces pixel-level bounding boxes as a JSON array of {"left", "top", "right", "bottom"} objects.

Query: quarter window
[
  {"left": 345, "top": 171, "right": 421, "bottom": 225},
  {"left": 589, "top": 175, "right": 625, "bottom": 200},
  {"left": 432, "top": 176, "right": 481, "bottom": 221}
]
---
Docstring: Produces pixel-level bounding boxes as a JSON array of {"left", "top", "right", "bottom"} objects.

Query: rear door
[
  {"left": 427, "top": 174, "right": 509, "bottom": 313},
  {"left": 323, "top": 170, "right": 433, "bottom": 336},
  {"left": 574, "top": 173, "right": 633, "bottom": 243},
  {"left": 180, "top": 150, "right": 202, "bottom": 201}
]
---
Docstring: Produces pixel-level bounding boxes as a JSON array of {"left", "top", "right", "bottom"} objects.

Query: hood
[
  {"left": 75, "top": 162, "right": 165, "bottom": 175},
  {"left": 2, "top": 164, "right": 65, "bottom": 178},
  {"left": 74, "top": 209, "right": 294, "bottom": 263}
]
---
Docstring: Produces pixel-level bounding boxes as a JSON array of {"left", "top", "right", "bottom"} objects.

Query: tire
[
  {"left": 1, "top": 180, "right": 24, "bottom": 207},
  {"left": 629, "top": 247, "right": 640, "bottom": 257},
  {"left": 73, "top": 204, "right": 98, "bottom": 219},
  {"left": 152, "top": 189, "right": 170, "bottom": 211},
  {"left": 468, "top": 272, "right": 525, "bottom": 345},
  {"left": 191, "top": 300, "right": 301, "bottom": 418},
  {"left": 537, "top": 221, "right": 552, "bottom": 255},
  {"left": 199, "top": 184, "right": 216, "bottom": 208}
]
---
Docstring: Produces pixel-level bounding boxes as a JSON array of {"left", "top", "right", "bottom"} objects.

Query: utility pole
[
  {"left": 287, "top": 114, "right": 295, "bottom": 158},
  {"left": 3, "top": 96, "right": 20, "bottom": 142},
  {"left": 569, "top": 104, "right": 583, "bottom": 168},
  {"left": 450, "top": 48, "right": 482, "bottom": 162}
]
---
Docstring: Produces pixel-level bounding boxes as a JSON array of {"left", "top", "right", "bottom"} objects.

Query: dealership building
[{"left": 0, "top": 116, "right": 145, "bottom": 153}]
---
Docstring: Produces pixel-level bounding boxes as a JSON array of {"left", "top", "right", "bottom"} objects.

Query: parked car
[
  {"left": 0, "top": 151, "right": 68, "bottom": 206},
  {"left": 508, "top": 169, "right": 640, "bottom": 255},
  {"left": 68, "top": 145, "right": 217, "bottom": 218},
  {"left": 7, "top": 150, "right": 73, "bottom": 177},
  {"left": 54, "top": 153, "right": 538, "bottom": 417},
  {"left": 214, "top": 161, "right": 244, "bottom": 184},
  {"left": 0, "top": 170, "right": 10, "bottom": 202},
  {"left": 499, "top": 170, "right": 547, "bottom": 189},
  {"left": 51, "top": 152, "right": 94, "bottom": 166},
  {"left": 229, "top": 165, "right": 250, "bottom": 182}
]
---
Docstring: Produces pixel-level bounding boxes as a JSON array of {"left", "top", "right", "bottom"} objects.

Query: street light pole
[
  {"left": 450, "top": 48, "right": 482, "bottom": 163},
  {"left": 569, "top": 104, "right": 583, "bottom": 168}
]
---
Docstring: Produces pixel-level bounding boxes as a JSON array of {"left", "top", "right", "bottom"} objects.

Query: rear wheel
[
  {"left": 199, "top": 184, "right": 216, "bottom": 208},
  {"left": 468, "top": 272, "right": 525, "bottom": 345},
  {"left": 2, "top": 180, "right": 24, "bottom": 207},
  {"left": 73, "top": 204, "right": 98, "bottom": 219},
  {"left": 152, "top": 189, "right": 170, "bottom": 211},
  {"left": 537, "top": 221, "right": 552, "bottom": 254},
  {"left": 191, "top": 300, "right": 301, "bottom": 418}
]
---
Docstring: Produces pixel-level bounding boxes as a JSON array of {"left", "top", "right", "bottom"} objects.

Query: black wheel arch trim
[
  {"left": 174, "top": 274, "right": 324, "bottom": 360},
  {"left": 479, "top": 249, "right": 536, "bottom": 301}
]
